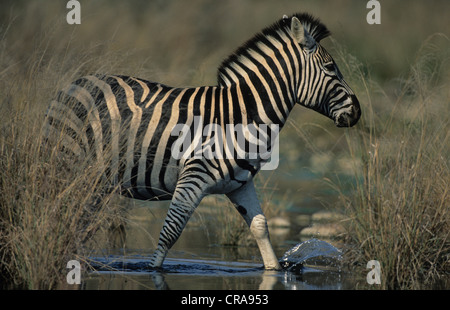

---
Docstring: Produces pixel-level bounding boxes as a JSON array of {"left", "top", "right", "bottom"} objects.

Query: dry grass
[
  {"left": 335, "top": 35, "right": 450, "bottom": 289},
  {"left": 0, "top": 16, "right": 125, "bottom": 290},
  {"left": 0, "top": 95, "right": 120, "bottom": 289}
]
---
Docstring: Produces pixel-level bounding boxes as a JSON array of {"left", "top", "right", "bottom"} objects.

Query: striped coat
[{"left": 44, "top": 13, "right": 360, "bottom": 270}]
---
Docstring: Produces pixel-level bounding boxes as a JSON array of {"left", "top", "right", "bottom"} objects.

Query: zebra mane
[
  {"left": 290, "top": 13, "right": 331, "bottom": 43},
  {"left": 217, "top": 13, "right": 330, "bottom": 86}
]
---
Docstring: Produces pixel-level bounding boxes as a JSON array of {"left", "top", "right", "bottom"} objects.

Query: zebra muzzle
[{"left": 335, "top": 95, "right": 361, "bottom": 127}]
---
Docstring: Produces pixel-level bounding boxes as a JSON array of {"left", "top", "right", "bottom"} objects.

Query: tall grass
[
  {"left": 336, "top": 35, "right": 450, "bottom": 289},
  {"left": 0, "top": 114, "right": 117, "bottom": 289},
  {"left": 0, "top": 23, "right": 124, "bottom": 290}
]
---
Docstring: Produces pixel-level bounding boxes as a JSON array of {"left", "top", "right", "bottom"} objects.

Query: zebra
[{"left": 44, "top": 13, "right": 361, "bottom": 271}]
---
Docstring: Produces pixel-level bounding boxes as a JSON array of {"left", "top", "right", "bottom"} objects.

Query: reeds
[
  {"left": 0, "top": 17, "right": 124, "bottom": 289},
  {"left": 336, "top": 35, "right": 449, "bottom": 289},
  {"left": 0, "top": 97, "right": 115, "bottom": 288}
]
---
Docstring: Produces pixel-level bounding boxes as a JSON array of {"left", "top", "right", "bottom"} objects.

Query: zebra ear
[{"left": 291, "top": 17, "right": 316, "bottom": 50}]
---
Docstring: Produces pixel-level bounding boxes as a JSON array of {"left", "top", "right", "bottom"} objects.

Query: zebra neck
[{"left": 216, "top": 32, "right": 301, "bottom": 127}]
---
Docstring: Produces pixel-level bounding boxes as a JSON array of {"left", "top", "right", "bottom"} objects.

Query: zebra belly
[
  {"left": 204, "top": 160, "right": 258, "bottom": 195},
  {"left": 121, "top": 162, "right": 179, "bottom": 201}
]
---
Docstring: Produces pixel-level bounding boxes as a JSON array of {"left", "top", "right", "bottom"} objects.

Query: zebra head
[{"left": 290, "top": 14, "right": 361, "bottom": 127}]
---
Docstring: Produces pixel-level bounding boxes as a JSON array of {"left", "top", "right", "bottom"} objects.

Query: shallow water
[
  {"left": 79, "top": 159, "right": 364, "bottom": 290},
  {"left": 82, "top": 237, "right": 361, "bottom": 290},
  {"left": 83, "top": 256, "right": 357, "bottom": 290}
]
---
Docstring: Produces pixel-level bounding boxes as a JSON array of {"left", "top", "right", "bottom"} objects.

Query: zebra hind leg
[
  {"left": 148, "top": 187, "right": 203, "bottom": 269},
  {"left": 226, "top": 180, "right": 281, "bottom": 270}
]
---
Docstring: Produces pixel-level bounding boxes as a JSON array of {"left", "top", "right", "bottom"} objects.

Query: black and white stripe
[{"left": 44, "top": 13, "right": 360, "bottom": 270}]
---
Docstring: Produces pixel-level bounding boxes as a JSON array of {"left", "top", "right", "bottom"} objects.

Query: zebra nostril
[
  {"left": 348, "top": 106, "right": 354, "bottom": 116},
  {"left": 339, "top": 114, "right": 350, "bottom": 127},
  {"left": 350, "top": 95, "right": 361, "bottom": 118}
]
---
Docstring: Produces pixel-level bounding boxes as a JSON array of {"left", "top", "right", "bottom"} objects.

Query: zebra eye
[{"left": 324, "top": 63, "right": 335, "bottom": 72}]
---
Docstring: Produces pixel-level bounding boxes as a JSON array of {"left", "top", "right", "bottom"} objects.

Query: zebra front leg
[
  {"left": 226, "top": 180, "right": 281, "bottom": 270},
  {"left": 149, "top": 189, "right": 202, "bottom": 268}
]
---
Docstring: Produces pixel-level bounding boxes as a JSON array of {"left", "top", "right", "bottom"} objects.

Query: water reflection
[
  {"left": 83, "top": 239, "right": 359, "bottom": 290},
  {"left": 81, "top": 198, "right": 361, "bottom": 290}
]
